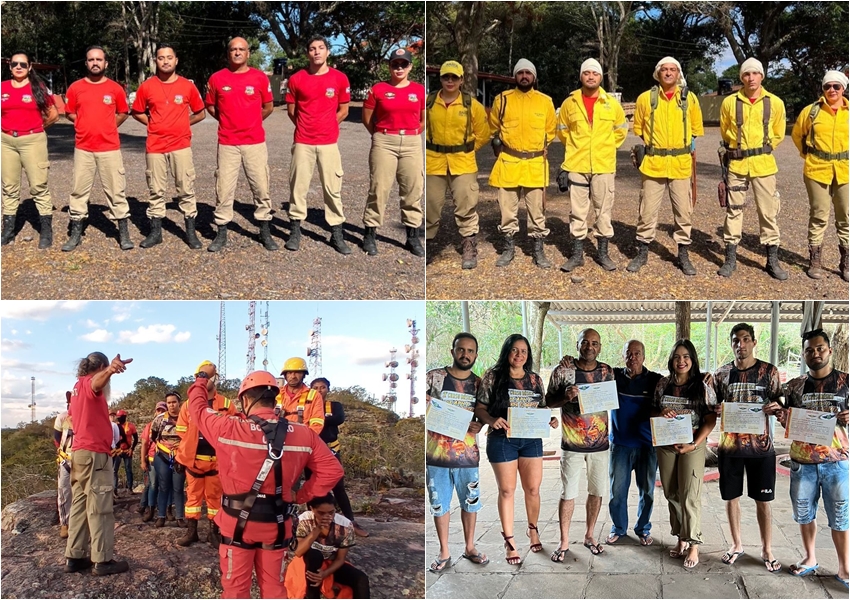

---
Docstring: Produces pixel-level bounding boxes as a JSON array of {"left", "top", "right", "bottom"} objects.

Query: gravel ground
[
  {"left": 426, "top": 127, "right": 849, "bottom": 300},
  {"left": 0, "top": 105, "right": 425, "bottom": 300}
]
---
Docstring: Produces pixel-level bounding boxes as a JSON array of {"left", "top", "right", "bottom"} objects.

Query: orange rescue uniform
[{"left": 275, "top": 384, "right": 324, "bottom": 434}]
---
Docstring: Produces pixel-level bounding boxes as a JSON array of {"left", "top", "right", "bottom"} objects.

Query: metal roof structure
[{"left": 540, "top": 300, "right": 848, "bottom": 327}]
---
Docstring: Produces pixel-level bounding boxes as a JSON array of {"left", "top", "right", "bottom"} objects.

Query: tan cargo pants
[
  {"left": 569, "top": 172, "right": 615, "bottom": 240},
  {"left": 656, "top": 440, "right": 706, "bottom": 545},
  {"left": 497, "top": 187, "right": 549, "bottom": 237},
  {"left": 636, "top": 176, "right": 693, "bottom": 245},
  {"left": 289, "top": 143, "right": 345, "bottom": 226},
  {"left": 214, "top": 142, "right": 273, "bottom": 226},
  {"left": 65, "top": 449, "right": 115, "bottom": 563},
  {"left": 362, "top": 132, "right": 423, "bottom": 228},
  {"left": 145, "top": 147, "right": 197, "bottom": 219},
  {"left": 68, "top": 149, "right": 129, "bottom": 221},
  {"left": 804, "top": 176, "right": 849, "bottom": 247},
  {"left": 723, "top": 173, "right": 780, "bottom": 246},
  {"left": 1, "top": 131, "right": 52, "bottom": 215},
  {"left": 425, "top": 172, "right": 479, "bottom": 239}
]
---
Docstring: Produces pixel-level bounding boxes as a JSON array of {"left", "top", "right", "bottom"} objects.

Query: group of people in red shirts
[{"left": 1, "top": 38, "right": 426, "bottom": 257}]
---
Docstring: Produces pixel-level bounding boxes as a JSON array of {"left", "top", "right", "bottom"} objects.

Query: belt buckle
[
  {"left": 520, "top": 151, "right": 529, "bottom": 159},
  {"left": 399, "top": 129, "right": 406, "bottom": 135},
  {"left": 12, "top": 131, "right": 18, "bottom": 138}
]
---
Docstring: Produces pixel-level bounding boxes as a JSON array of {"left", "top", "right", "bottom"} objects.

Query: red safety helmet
[{"left": 238, "top": 370, "right": 279, "bottom": 400}]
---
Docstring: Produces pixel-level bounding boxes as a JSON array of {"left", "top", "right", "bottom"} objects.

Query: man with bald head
[
  {"left": 545, "top": 329, "right": 615, "bottom": 561},
  {"left": 606, "top": 340, "right": 663, "bottom": 546},
  {"left": 204, "top": 37, "right": 277, "bottom": 252}
]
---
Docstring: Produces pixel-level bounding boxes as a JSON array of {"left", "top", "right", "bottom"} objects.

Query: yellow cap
[
  {"left": 195, "top": 360, "right": 215, "bottom": 375},
  {"left": 440, "top": 61, "right": 463, "bottom": 78}
]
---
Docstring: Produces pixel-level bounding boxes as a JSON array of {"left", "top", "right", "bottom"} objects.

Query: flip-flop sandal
[
  {"left": 789, "top": 563, "right": 819, "bottom": 577},
  {"left": 762, "top": 557, "right": 781, "bottom": 573},
  {"left": 669, "top": 542, "right": 690, "bottom": 558},
  {"left": 583, "top": 540, "right": 604, "bottom": 555},
  {"left": 721, "top": 550, "right": 745, "bottom": 565},
  {"left": 639, "top": 534, "right": 653, "bottom": 546},
  {"left": 429, "top": 556, "right": 451, "bottom": 573},
  {"left": 835, "top": 574, "right": 849, "bottom": 589},
  {"left": 605, "top": 533, "right": 622, "bottom": 545},
  {"left": 461, "top": 551, "right": 490, "bottom": 566},
  {"left": 550, "top": 547, "right": 568, "bottom": 563},
  {"left": 527, "top": 524, "right": 543, "bottom": 553}
]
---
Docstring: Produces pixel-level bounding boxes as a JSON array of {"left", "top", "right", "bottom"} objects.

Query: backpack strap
[
  {"left": 807, "top": 101, "right": 821, "bottom": 153},
  {"left": 728, "top": 95, "right": 773, "bottom": 160},
  {"left": 644, "top": 86, "right": 691, "bottom": 157}
]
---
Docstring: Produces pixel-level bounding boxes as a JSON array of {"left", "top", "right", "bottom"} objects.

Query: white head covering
[
  {"left": 739, "top": 58, "right": 765, "bottom": 80},
  {"left": 580, "top": 58, "right": 603, "bottom": 76},
  {"left": 653, "top": 56, "right": 687, "bottom": 88},
  {"left": 822, "top": 70, "right": 849, "bottom": 89},
  {"left": 513, "top": 58, "right": 537, "bottom": 79}
]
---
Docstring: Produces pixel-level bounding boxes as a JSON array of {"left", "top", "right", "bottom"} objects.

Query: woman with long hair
[
  {"left": 1, "top": 50, "right": 59, "bottom": 247},
  {"left": 474, "top": 334, "right": 556, "bottom": 565},
  {"left": 360, "top": 47, "right": 425, "bottom": 257},
  {"left": 652, "top": 339, "right": 717, "bottom": 569}
]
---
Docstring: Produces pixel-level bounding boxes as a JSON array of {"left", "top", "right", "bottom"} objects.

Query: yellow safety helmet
[
  {"left": 281, "top": 357, "right": 308, "bottom": 374},
  {"left": 195, "top": 360, "right": 216, "bottom": 376}
]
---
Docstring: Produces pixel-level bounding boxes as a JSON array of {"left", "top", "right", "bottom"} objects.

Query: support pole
[{"left": 461, "top": 301, "right": 470, "bottom": 333}]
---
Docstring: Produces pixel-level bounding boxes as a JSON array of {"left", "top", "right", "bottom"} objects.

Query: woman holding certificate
[
  {"left": 474, "top": 334, "right": 556, "bottom": 565},
  {"left": 652, "top": 339, "right": 717, "bottom": 569}
]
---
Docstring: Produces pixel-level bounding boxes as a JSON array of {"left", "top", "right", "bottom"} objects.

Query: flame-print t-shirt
[
  {"left": 714, "top": 360, "right": 782, "bottom": 457},
  {"left": 546, "top": 356, "right": 614, "bottom": 453},
  {"left": 476, "top": 369, "right": 545, "bottom": 438},
  {"left": 425, "top": 367, "right": 481, "bottom": 468},
  {"left": 652, "top": 376, "right": 717, "bottom": 432},
  {"left": 785, "top": 369, "right": 849, "bottom": 464}
]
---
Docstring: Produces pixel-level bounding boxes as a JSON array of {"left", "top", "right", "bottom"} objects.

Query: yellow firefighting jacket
[
  {"left": 791, "top": 96, "right": 849, "bottom": 185},
  {"left": 556, "top": 88, "right": 628, "bottom": 174},
  {"left": 488, "top": 88, "right": 556, "bottom": 188},
  {"left": 425, "top": 92, "right": 490, "bottom": 176},
  {"left": 720, "top": 88, "right": 786, "bottom": 177}
]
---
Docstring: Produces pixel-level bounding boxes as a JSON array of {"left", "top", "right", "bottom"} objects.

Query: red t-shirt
[
  {"left": 65, "top": 78, "right": 129, "bottom": 152},
  {"left": 204, "top": 67, "right": 273, "bottom": 146},
  {"left": 285, "top": 67, "right": 351, "bottom": 145},
  {"left": 582, "top": 94, "right": 597, "bottom": 124},
  {"left": 132, "top": 75, "right": 204, "bottom": 153},
  {"left": 69, "top": 374, "right": 113, "bottom": 454},
  {"left": 364, "top": 81, "right": 425, "bottom": 132},
  {"left": 1, "top": 80, "right": 55, "bottom": 133}
]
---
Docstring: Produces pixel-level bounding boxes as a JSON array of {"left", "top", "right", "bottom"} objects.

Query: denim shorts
[
  {"left": 426, "top": 465, "right": 482, "bottom": 517},
  {"left": 789, "top": 459, "right": 849, "bottom": 531},
  {"left": 485, "top": 433, "right": 543, "bottom": 463}
]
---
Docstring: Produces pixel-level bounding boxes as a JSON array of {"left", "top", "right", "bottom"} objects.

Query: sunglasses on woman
[
  {"left": 10, "top": 61, "right": 29, "bottom": 69},
  {"left": 823, "top": 83, "right": 844, "bottom": 91},
  {"left": 440, "top": 74, "right": 460, "bottom": 81}
]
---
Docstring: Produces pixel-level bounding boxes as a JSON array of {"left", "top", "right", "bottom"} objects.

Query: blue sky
[{"left": 1, "top": 300, "right": 425, "bottom": 426}]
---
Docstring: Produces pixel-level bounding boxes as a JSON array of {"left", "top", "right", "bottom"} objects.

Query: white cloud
[
  {"left": 11, "top": 329, "right": 18, "bottom": 335},
  {"left": 117, "top": 324, "right": 191, "bottom": 344},
  {"left": 1, "top": 358, "right": 72, "bottom": 376},
  {"left": 1, "top": 338, "right": 31, "bottom": 352},
  {"left": 109, "top": 302, "right": 136, "bottom": 324},
  {"left": 323, "top": 335, "right": 401, "bottom": 367},
  {"left": 81, "top": 329, "right": 113, "bottom": 343},
  {"left": 0, "top": 300, "right": 88, "bottom": 321},
  {"left": 85, "top": 319, "right": 100, "bottom": 328}
]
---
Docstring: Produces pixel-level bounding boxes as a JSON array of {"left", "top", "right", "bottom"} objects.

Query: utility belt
[
  {"left": 219, "top": 535, "right": 291, "bottom": 551},
  {"left": 723, "top": 144, "right": 772, "bottom": 160},
  {"left": 500, "top": 144, "right": 545, "bottom": 159},
  {"left": 156, "top": 442, "right": 176, "bottom": 456},
  {"left": 377, "top": 127, "right": 421, "bottom": 136},
  {"left": 645, "top": 145, "right": 691, "bottom": 157},
  {"left": 2, "top": 128, "right": 44, "bottom": 137},
  {"left": 807, "top": 147, "right": 849, "bottom": 161},
  {"left": 425, "top": 140, "right": 475, "bottom": 154},
  {"left": 222, "top": 493, "right": 294, "bottom": 523},
  {"left": 186, "top": 455, "right": 218, "bottom": 478}
]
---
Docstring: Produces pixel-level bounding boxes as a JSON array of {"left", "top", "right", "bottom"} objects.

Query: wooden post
[{"left": 675, "top": 301, "right": 691, "bottom": 340}]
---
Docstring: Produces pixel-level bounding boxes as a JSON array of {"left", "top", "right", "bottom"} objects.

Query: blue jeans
[
  {"left": 608, "top": 443, "right": 657, "bottom": 537},
  {"left": 154, "top": 453, "right": 185, "bottom": 519},
  {"left": 140, "top": 461, "right": 171, "bottom": 509},
  {"left": 113, "top": 454, "right": 133, "bottom": 491},
  {"left": 789, "top": 459, "right": 849, "bottom": 531},
  {"left": 426, "top": 465, "right": 482, "bottom": 517}
]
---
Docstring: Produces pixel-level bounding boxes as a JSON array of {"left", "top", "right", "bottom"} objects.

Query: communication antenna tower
[
  {"left": 28, "top": 376, "right": 35, "bottom": 423},
  {"left": 405, "top": 319, "right": 420, "bottom": 417},
  {"left": 308, "top": 316, "right": 322, "bottom": 376},
  {"left": 246, "top": 301, "right": 257, "bottom": 375},
  {"left": 217, "top": 302, "right": 226, "bottom": 380},
  {"left": 381, "top": 348, "right": 399, "bottom": 413},
  {"left": 260, "top": 301, "right": 270, "bottom": 370}
]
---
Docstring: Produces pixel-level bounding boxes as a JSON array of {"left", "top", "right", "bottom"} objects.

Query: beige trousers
[
  {"left": 65, "top": 449, "right": 115, "bottom": 563},
  {"left": 723, "top": 173, "right": 780, "bottom": 246},
  {"left": 214, "top": 142, "right": 273, "bottom": 225},
  {"left": 497, "top": 187, "right": 548, "bottom": 237},
  {"left": 636, "top": 176, "right": 693, "bottom": 245},
  {"left": 145, "top": 147, "right": 197, "bottom": 219},
  {"left": 804, "top": 176, "right": 849, "bottom": 247},
  {"left": 656, "top": 440, "right": 706, "bottom": 544},
  {"left": 569, "top": 172, "right": 615, "bottom": 240},
  {"left": 68, "top": 149, "right": 129, "bottom": 221},
  {"left": 363, "top": 133, "right": 423, "bottom": 228},
  {"left": 425, "top": 173, "right": 480, "bottom": 238},
  {"left": 1, "top": 131, "right": 52, "bottom": 215},
  {"left": 289, "top": 143, "right": 345, "bottom": 226}
]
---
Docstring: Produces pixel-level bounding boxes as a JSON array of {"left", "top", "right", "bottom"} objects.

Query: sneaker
[{"left": 93, "top": 559, "right": 129, "bottom": 576}]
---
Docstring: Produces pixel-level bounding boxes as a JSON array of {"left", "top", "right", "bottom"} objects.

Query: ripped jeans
[
  {"left": 426, "top": 465, "right": 482, "bottom": 517},
  {"left": 789, "top": 459, "right": 849, "bottom": 531}
]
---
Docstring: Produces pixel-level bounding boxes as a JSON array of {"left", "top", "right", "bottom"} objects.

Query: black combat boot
[
  {"left": 495, "top": 235, "right": 514, "bottom": 267},
  {"left": 117, "top": 218, "right": 134, "bottom": 250},
  {"left": 285, "top": 219, "right": 301, "bottom": 251},
  {"left": 594, "top": 237, "right": 617, "bottom": 271},
  {"left": 560, "top": 238, "right": 585, "bottom": 272},
  {"left": 330, "top": 224, "right": 351, "bottom": 255},
  {"left": 677, "top": 244, "right": 696, "bottom": 276},
  {"left": 61, "top": 219, "right": 85, "bottom": 252},
  {"left": 38, "top": 215, "right": 53, "bottom": 249},
  {"left": 260, "top": 220, "right": 279, "bottom": 251},
  {"left": 717, "top": 244, "right": 737, "bottom": 277},
  {"left": 405, "top": 226, "right": 425, "bottom": 257},
  {"left": 139, "top": 217, "right": 163, "bottom": 248},
  {"left": 764, "top": 245, "right": 788, "bottom": 281},
  {"left": 184, "top": 216, "right": 202, "bottom": 249},
  {"left": 207, "top": 225, "right": 228, "bottom": 252},
  {"left": 362, "top": 226, "right": 378, "bottom": 256}
]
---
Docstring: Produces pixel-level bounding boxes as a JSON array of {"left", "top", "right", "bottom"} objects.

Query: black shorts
[{"left": 718, "top": 454, "right": 776, "bottom": 502}]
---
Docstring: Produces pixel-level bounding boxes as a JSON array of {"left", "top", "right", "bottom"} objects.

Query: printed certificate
[
  {"left": 784, "top": 407, "right": 837, "bottom": 447},
  {"left": 507, "top": 407, "right": 552, "bottom": 439},
  {"left": 650, "top": 415, "right": 694, "bottom": 446},
  {"left": 577, "top": 380, "right": 619, "bottom": 414},
  {"left": 426, "top": 399, "right": 473, "bottom": 441},
  {"left": 720, "top": 402, "right": 766, "bottom": 435}
]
